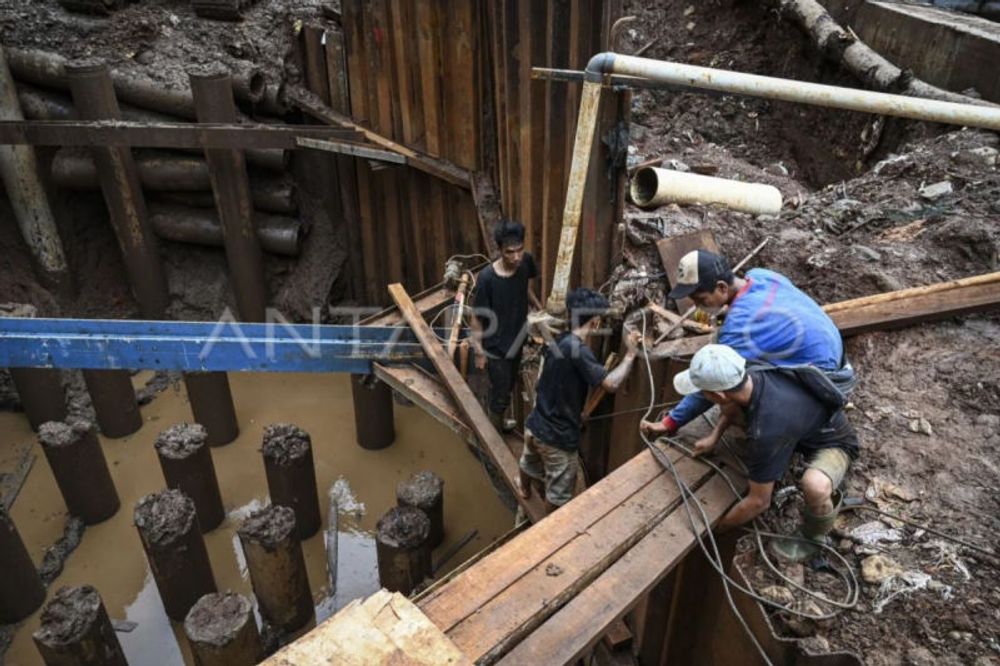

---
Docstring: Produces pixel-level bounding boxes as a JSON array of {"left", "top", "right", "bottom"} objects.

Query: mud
[
  {"left": 396, "top": 471, "right": 443, "bottom": 511},
  {"left": 261, "top": 423, "right": 311, "bottom": 466},
  {"left": 38, "top": 517, "right": 87, "bottom": 585},
  {"left": 133, "top": 489, "right": 197, "bottom": 548},
  {"left": 0, "top": 303, "right": 36, "bottom": 318},
  {"left": 183, "top": 592, "right": 252, "bottom": 647},
  {"left": 33, "top": 585, "right": 101, "bottom": 647},
  {"left": 237, "top": 505, "right": 296, "bottom": 551},
  {"left": 376, "top": 506, "right": 430, "bottom": 550},
  {"left": 37, "top": 418, "right": 91, "bottom": 448},
  {"left": 155, "top": 423, "right": 208, "bottom": 459}
]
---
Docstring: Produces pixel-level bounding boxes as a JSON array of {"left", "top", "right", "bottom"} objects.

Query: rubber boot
[{"left": 770, "top": 491, "right": 842, "bottom": 562}]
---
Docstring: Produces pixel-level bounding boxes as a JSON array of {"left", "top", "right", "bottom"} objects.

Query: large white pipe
[
  {"left": 0, "top": 47, "right": 68, "bottom": 282},
  {"left": 591, "top": 53, "right": 1000, "bottom": 130},
  {"left": 630, "top": 167, "right": 783, "bottom": 215}
]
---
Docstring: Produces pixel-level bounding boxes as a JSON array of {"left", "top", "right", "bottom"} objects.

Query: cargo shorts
[
  {"left": 804, "top": 447, "right": 852, "bottom": 490},
  {"left": 519, "top": 430, "right": 577, "bottom": 507}
]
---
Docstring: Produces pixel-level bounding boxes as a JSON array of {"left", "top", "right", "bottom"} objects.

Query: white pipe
[
  {"left": 599, "top": 54, "right": 1000, "bottom": 130},
  {"left": 0, "top": 47, "right": 68, "bottom": 282},
  {"left": 630, "top": 167, "right": 783, "bottom": 215}
]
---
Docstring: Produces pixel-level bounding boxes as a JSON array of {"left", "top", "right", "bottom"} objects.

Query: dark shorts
[{"left": 486, "top": 355, "right": 520, "bottom": 415}]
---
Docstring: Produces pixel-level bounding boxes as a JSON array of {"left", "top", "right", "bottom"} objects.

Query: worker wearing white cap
[{"left": 664, "top": 344, "right": 859, "bottom": 561}]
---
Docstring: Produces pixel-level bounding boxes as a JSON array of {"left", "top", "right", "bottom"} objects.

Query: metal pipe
[
  {"left": 65, "top": 60, "right": 170, "bottom": 319},
  {"left": 33, "top": 585, "right": 128, "bottom": 666},
  {"left": 52, "top": 149, "right": 298, "bottom": 213},
  {"left": 237, "top": 505, "right": 315, "bottom": 637},
  {"left": 6, "top": 47, "right": 265, "bottom": 120},
  {"left": 375, "top": 506, "right": 432, "bottom": 595},
  {"left": 630, "top": 167, "right": 783, "bottom": 215},
  {"left": 0, "top": 47, "right": 68, "bottom": 283},
  {"left": 261, "top": 423, "right": 321, "bottom": 539},
  {"left": 190, "top": 66, "right": 267, "bottom": 322},
  {"left": 0, "top": 505, "right": 46, "bottom": 623},
  {"left": 149, "top": 203, "right": 304, "bottom": 257},
  {"left": 37, "top": 420, "right": 120, "bottom": 524},
  {"left": 181, "top": 371, "right": 240, "bottom": 446},
  {"left": 134, "top": 489, "right": 217, "bottom": 622},
  {"left": 81, "top": 369, "right": 142, "bottom": 438},
  {"left": 14, "top": 72, "right": 288, "bottom": 172},
  {"left": 154, "top": 423, "right": 225, "bottom": 532},
  {"left": 588, "top": 52, "right": 1000, "bottom": 130},
  {"left": 183, "top": 592, "right": 263, "bottom": 666},
  {"left": 397, "top": 471, "right": 445, "bottom": 549},
  {"left": 350, "top": 375, "right": 395, "bottom": 450}
]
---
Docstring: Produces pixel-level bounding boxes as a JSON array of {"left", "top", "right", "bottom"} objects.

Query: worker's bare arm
[
  {"left": 528, "top": 287, "right": 543, "bottom": 311},
  {"left": 469, "top": 312, "right": 487, "bottom": 370},
  {"left": 716, "top": 480, "right": 773, "bottom": 532},
  {"left": 601, "top": 330, "right": 641, "bottom": 393}
]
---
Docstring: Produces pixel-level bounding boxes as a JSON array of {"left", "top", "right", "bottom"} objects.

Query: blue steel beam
[{"left": 0, "top": 317, "right": 451, "bottom": 374}]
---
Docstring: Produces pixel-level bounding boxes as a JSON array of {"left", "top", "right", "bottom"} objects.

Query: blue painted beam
[{"left": 0, "top": 317, "right": 454, "bottom": 374}]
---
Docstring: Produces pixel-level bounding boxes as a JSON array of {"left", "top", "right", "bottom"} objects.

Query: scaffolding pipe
[
  {"left": 0, "top": 47, "right": 68, "bottom": 283},
  {"left": 586, "top": 53, "right": 1000, "bottom": 130},
  {"left": 630, "top": 167, "right": 783, "bottom": 215}
]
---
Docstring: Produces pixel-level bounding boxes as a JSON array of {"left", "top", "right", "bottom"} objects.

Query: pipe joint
[{"left": 584, "top": 52, "right": 616, "bottom": 82}]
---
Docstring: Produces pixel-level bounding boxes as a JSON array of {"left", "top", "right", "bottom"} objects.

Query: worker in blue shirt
[{"left": 641, "top": 249, "right": 855, "bottom": 452}]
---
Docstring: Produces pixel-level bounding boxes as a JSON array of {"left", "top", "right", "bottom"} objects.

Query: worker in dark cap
[
  {"left": 642, "top": 249, "right": 855, "bottom": 456},
  {"left": 521, "top": 287, "right": 641, "bottom": 514}
]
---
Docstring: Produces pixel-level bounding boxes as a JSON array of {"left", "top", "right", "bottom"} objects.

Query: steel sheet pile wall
[
  {"left": 304, "top": 1, "right": 625, "bottom": 305},
  {"left": 488, "top": 0, "right": 626, "bottom": 300}
]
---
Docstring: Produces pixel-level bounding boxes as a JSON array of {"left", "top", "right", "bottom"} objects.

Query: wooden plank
[
  {"left": 262, "top": 590, "right": 471, "bottom": 665},
  {"left": 498, "top": 473, "right": 739, "bottom": 665},
  {"left": 375, "top": 363, "right": 472, "bottom": 440},
  {"left": 414, "top": 0, "right": 444, "bottom": 156},
  {"left": 388, "top": 284, "right": 545, "bottom": 522},
  {"left": 501, "top": 0, "right": 521, "bottom": 221},
  {"left": 288, "top": 87, "right": 471, "bottom": 189},
  {"left": 303, "top": 23, "right": 332, "bottom": 105},
  {"left": 471, "top": 171, "right": 502, "bottom": 257},
  {"left": 325, "top": 27, "right": 350, "bottom": 113},
  {"left": 443, "top": 454, "right": 716, "bottom": 662},
  {"left": 516, "top": 0, "right": 544, "bottom": 255},
  {"left": 296, "top": 136, "right": 407, "bottom": 163},
  {"left": 443, "top": 0, "right": 478, "bottom": 170},
  {"left": 418, "top": 443, "right": 684, "bottom": 635}
]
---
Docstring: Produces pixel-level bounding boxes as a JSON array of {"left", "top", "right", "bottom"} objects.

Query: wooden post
[
  {"left": 184, "top": 592, "right": 262, "bottom": 666},
  {"left": 81, "top": 369, "right": 142, "bottom": 439},
  {"left": 350, "top": 375, "right": 395, "bottom": 450},
  {"left": 154, "top": 423, "right": 225, "bottom": 532},
  {"left": 33, "top": 586, "right": 127, "bottom": 666},
  {"left": 376, "top": 506, "right": 432, "bottom": 595},
  {"left": 37, "top": 420, "right": 120, "bottom": 524},
  {"left": 396, "top": 471, "right": 444, "bottom": 549},
  {"left": 0, "top": 505, "right": 45, "bottom": 623},
  {"left": 261, "top": 423, "right": 321, "bottom": 539}
]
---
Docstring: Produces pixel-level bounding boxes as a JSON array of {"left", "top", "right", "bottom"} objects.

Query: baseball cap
[
  {"left": 673, "top": 344, "right": 747, "bottom": 395},
  {"left": 668, "top": 250, "right": 731, "bottom": 300}
]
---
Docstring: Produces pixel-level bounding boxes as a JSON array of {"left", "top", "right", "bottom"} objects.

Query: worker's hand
[
  {"left": 527, "top": 310, "right": 563, "bottom": 340},
  {"left": 624, "top": 328, "right": 643, "bottom": 354},
  {"left": 474, "top": 352, "right": 487, "bottom": 372},
  {"left": 640, "top": 419, "right": 668, "bottom": 435},
  {"left": 691, "top": 434, "right": 718, "bottom": 458}
]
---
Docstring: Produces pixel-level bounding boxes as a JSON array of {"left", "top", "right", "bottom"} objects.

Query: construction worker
[
  {"left": 519, "top": 288, "right": 641, "bottom": 514},
  {"left": 470, "top": 219, "right": 542, "bottom": 433},
  {"left": 661, "top": 343, "right": 859, "bottom": 560},
  {"left": 640, "top": 249, "right": 855, "bottom": 454}
]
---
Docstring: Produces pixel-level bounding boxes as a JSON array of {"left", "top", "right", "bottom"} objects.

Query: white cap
[{"left": 673, "top": 344, "right": 747, "bottom": 395}]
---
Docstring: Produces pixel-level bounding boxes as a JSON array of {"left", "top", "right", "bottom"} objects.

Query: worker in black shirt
[
  {"left": 666, "top": 344, "right": 859, "bottom": 561},
  {"left": 521, "top": 288, "right": 641, "bottom": 514},
  {"left": 470, "top": 220, "right": 542, "bottom": 433}
]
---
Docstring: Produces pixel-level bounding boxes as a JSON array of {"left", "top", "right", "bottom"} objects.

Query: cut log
[{"left": 776, "top": 0, "right": 997, "bottom": 107}]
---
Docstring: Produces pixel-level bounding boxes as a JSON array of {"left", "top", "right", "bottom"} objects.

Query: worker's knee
[{"left": 799, "top": 469, "right": 832, "bottom": 506}]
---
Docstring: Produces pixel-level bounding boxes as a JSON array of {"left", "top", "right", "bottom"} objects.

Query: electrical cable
[{"left": 633, "top": 310, "right": 862, "bottom": 663}]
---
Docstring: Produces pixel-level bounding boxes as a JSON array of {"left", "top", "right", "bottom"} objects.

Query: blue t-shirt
[
  {"left": 670, "top": 268, "right": 844, "bottom": 427},
  {"left": 525, "top": 333, "right": 608, "bottom": 450}
]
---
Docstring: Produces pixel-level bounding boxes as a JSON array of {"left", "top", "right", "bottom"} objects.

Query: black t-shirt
[
  {"left": 525, "top": 333, "right": 608, "bottom": 451},
  {"left": 473, "top": 254, "right": 538, "bottom": 358},
  {"left": 741, "top": 368, "right": 860, "bottom": 484}
]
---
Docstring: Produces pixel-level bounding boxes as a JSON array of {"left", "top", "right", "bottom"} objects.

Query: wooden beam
[
  {"left": 501, "top": 473, "right": 740, "bottom": 665},
  {"left": 0, "top": 120, "right": 361, "bottom": 149},
  {"left": 296, "top": 136, "right": 407, "bottom": 164},
  {"left": 388, "top": 283, "right": 545, "bottom": 522},
  {"left": 287, "top": 86, "right": 472, "bottom": 189}
]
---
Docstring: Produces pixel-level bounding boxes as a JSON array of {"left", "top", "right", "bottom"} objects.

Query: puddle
[{"left": 1, "top": 371, "right": 513, "bottom": 664}]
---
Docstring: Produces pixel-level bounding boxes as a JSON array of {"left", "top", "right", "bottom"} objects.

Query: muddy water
[{"left": 1, "top": 371, "right": 513, "bottom": 665}]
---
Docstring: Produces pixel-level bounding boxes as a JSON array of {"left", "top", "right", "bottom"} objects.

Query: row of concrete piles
[{"left": 0, "top": 404, "right": 449, "bottom": 664}]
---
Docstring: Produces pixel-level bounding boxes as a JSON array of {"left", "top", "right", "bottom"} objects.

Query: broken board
[{"left": 655, "top": 230, "right": 721, "bottom": 311}]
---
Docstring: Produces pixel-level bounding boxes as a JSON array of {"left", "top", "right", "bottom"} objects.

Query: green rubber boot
[{"left": 770, "top": 491, "right": 842, "bottom": 562}]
